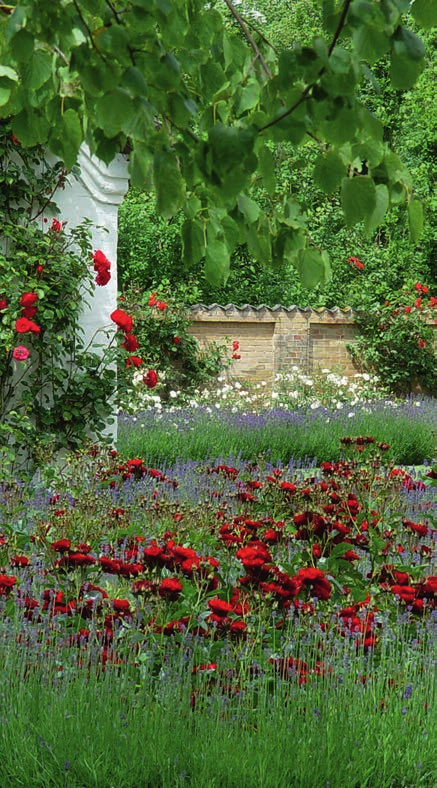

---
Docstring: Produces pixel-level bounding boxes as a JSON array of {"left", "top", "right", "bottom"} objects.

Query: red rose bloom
[
  {"left": 15, "top": 317, "right": 40, "bottom": 334},
  {"left": 122, "top": 333, "right": 139, "bottom": 352},
  {"left": 20, "top": 293, "right": 38, "bottom": 308},
  {"left": 21, "top": 307, "right": 38, "bottom": 320},
  {"left": 51, "top": 218, "right": 62, "bottom": 232},
  {"left": 10, "top": 555, "right": 30, "bottom": 567},
  {"left": 232, "top": 340, "right": 240, "bottom": 351},
  {"left": 113, "top": 598, "right": 131, "bottom": 612},
  {"left": 347, "top": 256, "right": 364, "bottom": 270},
  {"left": 0, "top": 299, "right": 7, "bottom": 310},
  {"left": 95, "top": 268, "right": 111, "bottom": 286},
  {"left": 93, "top": 250, "right": 111, "bottom": 270},
  {"left": 93, "top": 250, "right": 111, "bottom": 286},
  {"left": 126, "top": 356, "right": 143, "bottom": 368},
  {"left": 208, "top": 598, "right": 233, "bottom": 617},
  {"left": 57, "top": 553, "right": 96, "bottom": 568},
  {"left": 143, "top": 369, "right": 158, "bottom": 388},
  {"left": 158, "top": 577, "right": 183, "bottom": 600},
  {"left": 51, "top": 538, "right": 71, "bottom": 552},
  {"left": 110, "top": 309, "right": 133, "bottom": 333},
  {"left": 173, "top": 336, "right": 181, "bottom": 345},
  {"left": 0, "top": 575, "right": 17, "bottom": 594},
  {"left": 297, "top": 567, "right": 332, "bottom": 600}
]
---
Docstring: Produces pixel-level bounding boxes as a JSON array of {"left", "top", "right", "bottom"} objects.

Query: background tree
[
  {"left": 118, "top": 1, "right": 437, "bottom": 307},
  {"left": 0, "top": 0, "right": 436, "bottom": 292}
]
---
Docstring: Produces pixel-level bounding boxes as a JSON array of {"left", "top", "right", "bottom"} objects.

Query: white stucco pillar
[{"left": 48, "top": 145, "right": 129, "bottom": 443}]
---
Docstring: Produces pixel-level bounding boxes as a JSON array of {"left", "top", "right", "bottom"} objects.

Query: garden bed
[{"left": 0, "top": 427, "right": 435, "bottom": 787}]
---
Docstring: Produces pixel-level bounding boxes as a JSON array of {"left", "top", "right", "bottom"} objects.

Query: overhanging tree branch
[
  {"left": 223, "top": 0, "right": 272, "bottom": 79},
  {"left": 259, "top": 0, "right": 354, "bottom": 133}
]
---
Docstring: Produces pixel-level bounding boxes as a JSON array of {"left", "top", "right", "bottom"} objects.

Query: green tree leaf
[
  {"left": 352, "top": 25, "right": 389, "bottom": 64},
  {"left": 153, "top": 150, "right": 185, "bottom": 219},
  {"left": 313, "top": 150, "right": 347, "bottom": 194},
  {"left": 296, "top": 249, "right": 331, "bottom": 289},
  {"left": 182, "top": 218, "right": 205, "bottom": 268},
  {"left": 0, "top": 66, "right": 19, "bottom": 81},
  {"left": 96, "top": 89, "right": 136, "bottom": 137},
  {"left": 48, "top": 108, "right": 83, "bottom": 170},
  {"left": 364, "top": 184, "right": 389, "bottom": 236},
  {"left": 0, "top": 87, "right": 11, "bottom": 107},
  {"left": 237, "top": 194, "right": 261, "bottom": 224},
  {"left": 390, "top": 28, "right": 425, "bottom": 89},
  {"left": 205, "top": 239, "right": 230, "bottom": 287},
  {"left": 247, "top": 219, "right": 272, "bottom": 265},
  {"left": 341, "top": 176, "right": 376, "bottom": 226},
  {"left": 411, "top": 0, "right": 437, "bottom": 28},
  {"left": 129, "top": 142, "right": 153, "bottom": 190},
  {"left": 8, "top": 28, "right": 34, "bottom": 63}
]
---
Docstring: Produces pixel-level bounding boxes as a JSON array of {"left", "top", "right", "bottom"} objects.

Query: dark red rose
[
  {"left": 92, "top": 250, "right": 111, "bottom": 270},
  {"left": 51, "top": 539, "right": 71, "bottom": 552},
  {"left": 207, "top": 598, "right": 233, "bottom": 617},
  {"left": 10, "top": 555, "right": 30, "bottom": 567},
  {"left": 158, "top": 577, "right": 183, "bottom": 600},
  {"left": 113, "top": 598, "right": 131, "bottom": 612},
  {"left": 0, "top": 575, "right": 17, "bottom": 593}
]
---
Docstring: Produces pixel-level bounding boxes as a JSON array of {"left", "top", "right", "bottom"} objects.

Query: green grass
[
  {"left": 118, "top": 400, "right": 437, "bottom": 467},
  {"left": 0, "top": 634, "right": 434, "bottom": 788}
]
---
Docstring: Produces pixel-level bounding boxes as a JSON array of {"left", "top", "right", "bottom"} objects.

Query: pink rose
[{"left": 13, "top": 346, "right": 30, "bottom": 361}]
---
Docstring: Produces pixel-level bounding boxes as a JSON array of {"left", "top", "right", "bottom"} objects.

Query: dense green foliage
[
  {"left": 350, "top": 281, "right": 437, "bottom": 394},
  {"left": 117, "top": 2, "right": 437, "bottom": 306},
  {"left": 1, "top": 1, "right": 435, "bottom": 290}
]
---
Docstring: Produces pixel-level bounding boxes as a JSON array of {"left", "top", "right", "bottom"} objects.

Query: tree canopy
[{"left": 0, "top": 0, "right": 436, "bottom": 287}]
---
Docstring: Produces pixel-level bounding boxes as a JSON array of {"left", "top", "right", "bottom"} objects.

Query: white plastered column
[{"left": 49, "top": 145, "right": 130, "bottom": 444}]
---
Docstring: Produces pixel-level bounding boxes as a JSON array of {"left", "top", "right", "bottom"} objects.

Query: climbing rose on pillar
[
  {"left": 121, "top": 333, "right": 139, "bottom": 352},
  {"left": 15, "top": 317, "right": 40, "bottom": 334},
  {"left": 20, "top": 293, "right": 38, "bottom": 308},
  {"left": 126, "top": 356, "right": 143, "bottom": 368},
  {"left": 12, "top": 346, "right": 30, "bottom": 361},
  {"left": 92, "top": 250, "right": 111, "bottom": 286},
  {"left": 51, "top": 218, "right": 62, "bottom": 232},
  {"left": 110, "top": 309, "right": 133, "bottom": 333}
]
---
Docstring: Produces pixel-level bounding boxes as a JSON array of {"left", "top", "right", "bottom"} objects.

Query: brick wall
[{"left": 187, "top": 304, "right": 362, "bottom": 383}]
